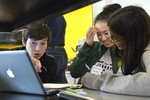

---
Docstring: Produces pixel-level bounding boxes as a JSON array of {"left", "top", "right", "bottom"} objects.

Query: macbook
[
  {"left": 0, "top": 92, "right": 46, "bottom": 100},
  {"left": 0, "top": 50, "right": 59, "bottom": 96}
]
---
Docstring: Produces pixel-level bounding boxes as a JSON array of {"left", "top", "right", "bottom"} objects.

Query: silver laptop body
[{"left": 0, "top": 50, "right": 48, "bottom": 95}]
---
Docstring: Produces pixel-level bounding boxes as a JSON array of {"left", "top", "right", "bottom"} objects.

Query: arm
[
  {"left": 81, "top": 50, "right": 150, "bottom": 96},
  {"left": 31, "top": 57, "right": 42, "bottom": 72},
  {"left": 70, "top": 27, "right": 98, "bottom": 78},
  {"left": 82, "top": 72, "right": 150, "bottom": 96},
  {"left": 70, "top": 42, "right": 95, "bottom": 78},
  {"left": 48, "top": 55, "right": 57, "bottom": 82},
  {"left": 40, "top": 54, "right": 57, "bottom": 83}
]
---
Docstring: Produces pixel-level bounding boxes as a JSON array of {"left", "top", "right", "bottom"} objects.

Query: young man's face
[{"left": 25, "top": 38, "right": 48, "bottom": 59}]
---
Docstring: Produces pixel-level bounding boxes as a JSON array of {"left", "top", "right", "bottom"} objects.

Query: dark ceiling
[{"left": 0, "top": 0, "right": 101, "bottom": 32}]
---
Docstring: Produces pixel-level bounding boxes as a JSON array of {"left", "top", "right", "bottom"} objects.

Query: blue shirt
[{"left": 47, "top": 16, "right": 66, "bottom": 46}]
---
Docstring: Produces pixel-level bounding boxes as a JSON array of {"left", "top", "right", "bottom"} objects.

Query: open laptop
[{"left": 0, "top": 50, "right": 59, "bottom": 96}]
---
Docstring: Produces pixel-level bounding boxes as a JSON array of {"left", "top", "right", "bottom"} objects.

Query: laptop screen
[{"left": 0, "top": 50, "right": 46, "bottom": 95}]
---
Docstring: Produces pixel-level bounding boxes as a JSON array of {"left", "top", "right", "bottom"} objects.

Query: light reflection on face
[{"left": 95, "top": 21, "right": 114, "bottom": 48}]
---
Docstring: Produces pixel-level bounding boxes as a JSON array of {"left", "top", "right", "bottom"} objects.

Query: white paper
[{"left": 43, "top": 83, "right": 82, "bottom": 89}]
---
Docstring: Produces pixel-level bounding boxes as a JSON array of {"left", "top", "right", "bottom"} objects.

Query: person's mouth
[
  {"left": 33, "top": 53, "right": 40, "bottom": 57},
  {"left": 103, "top": 41, "right": 110, "bottom": 45}
]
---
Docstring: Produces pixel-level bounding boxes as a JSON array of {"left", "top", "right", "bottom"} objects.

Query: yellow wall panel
[{"left": 64, "top": 5, "right": 92, "bottom": 59}]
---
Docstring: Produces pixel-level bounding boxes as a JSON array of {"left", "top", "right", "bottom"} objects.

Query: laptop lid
[
  {"left": 0, "top": 50, "right": 46, "bottom": 95},
  {"left": 0, "top": 92, "right": 46, "bottom": 100}
]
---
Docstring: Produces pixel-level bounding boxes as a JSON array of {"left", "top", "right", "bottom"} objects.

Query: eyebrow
[
  {"left": 97, "top": 30, "right": 108, "bottom": 34},
  {"left": 42, "top": 39, "right": 48, "bottom": 41},
  {"left": 30, "top": 38, "right": 48, "bottom": 42}
]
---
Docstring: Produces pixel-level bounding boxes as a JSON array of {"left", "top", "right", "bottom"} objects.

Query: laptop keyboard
[{"left": 45, "top": 89, "right": 59, "bottom": 95}]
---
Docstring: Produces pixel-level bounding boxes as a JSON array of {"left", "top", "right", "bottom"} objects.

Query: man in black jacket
[{"left": 18, "top": 24, "right": 57, "bottom": 83}]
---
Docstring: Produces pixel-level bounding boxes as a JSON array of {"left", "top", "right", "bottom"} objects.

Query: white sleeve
[
  {"left": 100, "top": 72, "right": 150, "bottom": 96},
  {"left": 82, "top": 50, "right": 150, "bottom": 96},
  {"left": 142, "top": 50, "right": 150, "bottom": 73},
  {"left": 100, "top": 51, "right": 150, "bottom": 96}
]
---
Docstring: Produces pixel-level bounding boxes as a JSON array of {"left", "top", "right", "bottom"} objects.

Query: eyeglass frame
[{"left": 108, "top": 31, "right": 123, "bottom": 43}]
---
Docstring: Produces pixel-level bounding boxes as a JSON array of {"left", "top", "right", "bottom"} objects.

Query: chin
[{"left": 33, "top": 56, "right": 40, "bottom": 60}]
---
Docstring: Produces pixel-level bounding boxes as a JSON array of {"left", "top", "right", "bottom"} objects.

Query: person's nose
[
  {"left": 35, "top": 45, "right": 41, "bottom": 51},
  {"left": 101, "top": 34, "right": 107, "bottom": 41}
]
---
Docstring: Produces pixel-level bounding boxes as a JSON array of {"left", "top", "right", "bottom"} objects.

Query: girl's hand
[{"left": 86, "top": 27, "right": 98, "bottom": 45}]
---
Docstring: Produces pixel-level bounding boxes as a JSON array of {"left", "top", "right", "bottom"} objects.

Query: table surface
[{"left": 0, "top": 88, "right": 150, "bottom": 100}]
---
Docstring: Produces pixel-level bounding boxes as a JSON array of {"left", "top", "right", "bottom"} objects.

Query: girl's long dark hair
[{"left": 108, "top": 6, "right": 150, "bottom": 75}]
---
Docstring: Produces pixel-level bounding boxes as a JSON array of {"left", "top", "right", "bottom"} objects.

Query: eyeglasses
[{"left": 108, "top": 31, "right": 123, "bottom": 43}]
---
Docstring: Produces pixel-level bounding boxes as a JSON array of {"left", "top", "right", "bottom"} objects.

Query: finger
[
  {"left": 38, "top": 69, "right": 42, "bottom": 73},
  {"left": 89, "top": 28, "right": 98, "bottom": 36}
]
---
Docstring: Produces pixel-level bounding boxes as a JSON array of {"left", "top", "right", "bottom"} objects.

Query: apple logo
[{"left": 7, "top": 68, "right": 15, "bottom": 78}]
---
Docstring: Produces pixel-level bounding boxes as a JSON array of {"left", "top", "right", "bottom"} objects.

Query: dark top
[
  {"left": 46, "top": 16, "right": 66, "bottom": 46},
  {"left": 39, "top": 53, "right": 57, "bottom": 83},
  {"left": 12, "top": 47, "right": 57, "bottom": 83}
]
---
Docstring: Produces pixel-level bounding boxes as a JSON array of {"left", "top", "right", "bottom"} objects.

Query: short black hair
[{"left": 23, "top": 24, "right": 51, "bottom": 44}]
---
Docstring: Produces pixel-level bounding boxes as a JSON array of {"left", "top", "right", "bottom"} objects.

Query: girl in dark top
[{"left": 70, "top": 4, "right": 122, "bottom": 82}]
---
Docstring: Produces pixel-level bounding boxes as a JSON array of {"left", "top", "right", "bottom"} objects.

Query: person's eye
[
  {"left": 31, "top": 42, "right": 36, "bottom": 45},
  {"left": 31, "top": 42, "right": 35, "bottom": 44},
  {"left": 97, "top": 32, "right": 102, "bottom": 36},
  {"left": 104, "top": 32, "right": 109, "bottom": 35},
  {"left": 41, "top": 42, "right": 47, "bottom": 45}
]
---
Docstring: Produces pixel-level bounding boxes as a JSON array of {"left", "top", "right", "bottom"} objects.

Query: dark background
[{"left": 0, "top": 0, "right": 101, "bottom": 32}]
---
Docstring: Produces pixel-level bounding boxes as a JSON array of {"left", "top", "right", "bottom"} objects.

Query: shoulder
[
  {"left": 144, "top": 43, "right": 150, "bottom": 51},
  {"left": 45, "top": 53, "right": 55, "bottom": 60},
  {"left": 83, "top": 41, "right": 104, "bottom": 49},
  {"left": 143, "top": 43, "right": 150, "bottom": 58},
  {"left": 41, "top": 53, "right": 56, "bottom": 62},
  {"left": 94, "top": 41, "right": 107, "bottom": 48},
  {"left": 81, "top": 41, "right": 106, "bottom": 53},
  {"left": 94, "top": 42, "right": 108, "bottom": 51},
  {"left": 93, "top": 41, "right": 102, "bottom": 46},
  {"left": 142, "top": 44, "right": 150, "bottom": 72}
]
